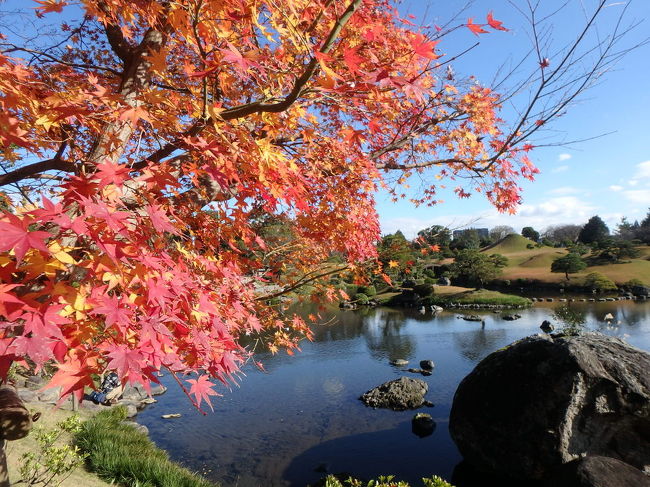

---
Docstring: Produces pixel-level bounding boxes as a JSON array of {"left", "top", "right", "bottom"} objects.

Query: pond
[{"left": 135, "top": 299, "right": 650, "bottom": 486}]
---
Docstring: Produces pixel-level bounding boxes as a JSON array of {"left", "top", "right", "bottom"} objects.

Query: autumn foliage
[{"left": 0, "top": 0, "right": 538, "bottom": 410}]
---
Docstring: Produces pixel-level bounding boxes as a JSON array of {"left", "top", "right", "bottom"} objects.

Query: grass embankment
[
  {"left": 75, "top": 406, "right": 215, "bottom": 487},
  {"left": 484, "top": 234, "right": 650, "bottom": 286},
  {"left": 375, "top": 286, "right": 530, "bottom": 308},
  {"left": 425, "top": 288, "right": 531, "bottom": 307}
]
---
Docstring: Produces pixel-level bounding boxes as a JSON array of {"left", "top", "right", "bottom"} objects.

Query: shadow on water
[{"left": 283, "top": 420, "right": 461, "bottom": 487}]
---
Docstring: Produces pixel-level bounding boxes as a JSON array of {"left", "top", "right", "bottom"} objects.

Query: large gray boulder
[
  {"left": 449, "top": 333, "right": 650, "bottom": 480},
  {"left": 359, "top": 377, "right": 428, "bottom": 410},
  {"left": 543, "top": 456, "right": 650, "bottom": 487}
]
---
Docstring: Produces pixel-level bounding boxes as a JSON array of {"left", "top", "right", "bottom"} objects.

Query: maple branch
[
  {"left": 0, "top": 45, "right": 121, "bottom": 75},
  {"left": 0, "top": 158, "right": 72, "bottom": 187},
  {"left": 218, "top": 0, "right": 363, "bottom": 120},
  {"left": 97, "top": 0, "right": 135, "bottom": 64}
]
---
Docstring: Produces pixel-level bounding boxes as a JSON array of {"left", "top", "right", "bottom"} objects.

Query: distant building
[{"left": 452, "top": 228, "right": 489, "bottom": 240}]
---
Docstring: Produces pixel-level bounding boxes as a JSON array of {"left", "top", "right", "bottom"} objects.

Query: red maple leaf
[
  {"left": 146, "top": 204, "right": 179, "bottom": 235},
  {"left": 11, "top": 335, "right": 54, "bottom": 367},
  {"left": 0, "top": 214, "right": 51, "bottom": 261},
  {"left": 410, "top": 33, "right": 441, "bottom": 60},
  {"left": 343, "top": 47, "right": 364, "bottom": 74},
  {"left": 0, "top": 284, "right": 26, "bottom": 319},
  {"left": 466, "top": 18, "right": 489, "bottom": 36},
  {"left": 187, "top": 374, "right": 219, "bottom": 411},
  {"left": 106, "top": 345, "right": 144, "bottom": 384},
  {"left": 487, "top": 12, "right": 508, "bottom": 31},
  {"left": 31, "top": 196, "right": 72, "bottom": 229},
  {"left": 47, "top": 352, "right": 96, "bottom": 404},
  {"left": 539, "top": 57, "right": 550, "bottom": 69},
  {"left": 95, "top": 160, "right": 131, "bottom": 187},
  {"left": 220, "top": 42, "right": 259, "bottom": 75},
  {"left": 91, "top": 293, "right": 133, "bottom": 332}
]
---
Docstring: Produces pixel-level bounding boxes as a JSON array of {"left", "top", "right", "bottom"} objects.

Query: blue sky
[{"left": 378, "top": 0, "right": 650, "bottom": 237}]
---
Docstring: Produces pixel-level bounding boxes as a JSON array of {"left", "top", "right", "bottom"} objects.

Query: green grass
[
  {"left": 74, "top": 407, "right": 215, "bottom": 487},
  {"left": 425, "top": 289, "right": 532, "bottom": 307}
]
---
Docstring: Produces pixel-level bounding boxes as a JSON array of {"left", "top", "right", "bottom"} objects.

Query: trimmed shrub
[
  {"left": 583, "top": 272, "right": 617, "bottom": 292},
  {"left": 401, "top": 279, "right": 416, "bottom": 288},
  {"left": 624, "top": 278, "right": 645, "bottom": 288},
  {"left": 355, "top": 293, "right": 369, "bottom": 304},
  {"left": 413, "top": 283, "right": 434, "bottom": 297},
  {"left": 357, "top": 285, "right": 376, "bottom": 297}
]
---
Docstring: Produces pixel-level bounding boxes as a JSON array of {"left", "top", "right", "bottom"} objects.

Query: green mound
[
  {"left": 482, "top": 234, "right": 537, "bottom": 254},
  {"left": 517, "top": 253, "right": 558, "bottom": 268}
]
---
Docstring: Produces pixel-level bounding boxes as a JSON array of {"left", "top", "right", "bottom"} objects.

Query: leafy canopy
[
  {"left": 551, "top": 253, "right": 587, "bottom": 281},
  {"left": 0, "top": 0, "right": 617, "bottom": 408}
]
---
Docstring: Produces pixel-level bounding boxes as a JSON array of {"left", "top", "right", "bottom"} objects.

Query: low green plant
[
  {"left": 553, "top": 305, "right": 587, "bottom": 334},
  {"left": 355, "top": 293, "right": 369, "bottom": 305},
  {"left": 357, "top": 285, "right": 377, "bottom": 297},
  {"left": 583, "top": 272, "right": 617, "bottom": 292},
  {"left": 624, "top": 278, "right": 644, "bottom": 288},
  {"left": 344, "top": 283, "right": 359, "bottom": 299},
  {"left": 324, "top": 475, "right": 453, "bottom": 487},
  {"left": 19, "top": 415, "right": 87, "bottom": 486},
  {"left": 74, "top": 406, "right": 214, "bottom": 487}
]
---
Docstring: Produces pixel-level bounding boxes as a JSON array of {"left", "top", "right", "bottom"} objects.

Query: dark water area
[{"left": 136, "top": 300, "right": 650, "bottom": 486}]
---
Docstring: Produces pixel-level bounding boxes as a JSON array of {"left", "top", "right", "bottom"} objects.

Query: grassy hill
[
  {"left": 482, "top": 233, "right": 537, "bottom": 253},
  {"left": 480, "top": 235, "right": 650, "bottom": 286}
]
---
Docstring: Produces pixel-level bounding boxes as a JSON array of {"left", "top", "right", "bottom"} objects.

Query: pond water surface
[{"left": 136, "top": 299, "right": 650, "bottom": 486}]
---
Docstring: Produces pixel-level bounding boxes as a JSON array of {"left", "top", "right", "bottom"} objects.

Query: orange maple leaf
[
  {"left": 487, "top": 12, "right": 508, "bottom": 31},
  {"left": 466, "top": 18, "right": 489, "bottom": 36}
]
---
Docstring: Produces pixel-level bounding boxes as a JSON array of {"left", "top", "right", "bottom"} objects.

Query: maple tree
[{"left": 0, "top": 0, "right": 635, "bottom": 411}]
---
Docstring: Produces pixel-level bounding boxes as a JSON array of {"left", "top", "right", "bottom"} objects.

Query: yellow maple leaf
[
  {"left": 48, "top": 241, "right": 76, "bottom": 265},
  {"left": 388, "top": 260, "right": 399, "bottom": 268}
]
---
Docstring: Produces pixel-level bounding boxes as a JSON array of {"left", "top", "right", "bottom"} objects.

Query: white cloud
[
  {"left": 622, "top": 190, "right": 650, "bottom": 205},
  {"left": 558, "top": 153, "right": 572, "bottom": 161},
  {"left": 551, "top": 165, "right": 569, "bottom": 173},
  {"left": 609, "top": 185, "right": 623, "bottom": 191},
  {"left": 629, "top": 180, "right": 639, "bottom": 187},
  {"left": 634, "top": 160, "right": 650, "bottom": 179},
  {"left": 381, "top": 196, "right": 600, "bottom": 238}
]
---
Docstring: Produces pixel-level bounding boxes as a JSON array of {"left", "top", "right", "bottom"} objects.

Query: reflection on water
[{"left": 135, "top": 301, "right": 650, "bottom": 487}]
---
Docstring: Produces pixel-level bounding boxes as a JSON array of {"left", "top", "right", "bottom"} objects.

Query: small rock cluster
[{"left": 359, "top": 377, "right": 430, "bottom": 411}]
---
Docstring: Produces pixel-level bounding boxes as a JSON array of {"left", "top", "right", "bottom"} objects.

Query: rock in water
[
  {"left": 540, "top": 320, "right": 554, "bottom": 333},
  {"left": 412, "top": 413, "right": 436, "bottom": 438},
  {"left": 389, "top": 359, "right": 409, "bottom": 367},
  {"left": 542, "top": 456, "right": 650, "bottom": 487},
  {"left": 359, "top": 377, "right": 428, "bottom": 411},
  {"left": 419, "top": 360, "right": 435, "bottom": 371},
  {"left": 449, "top": 333, "right": 650, "bottom": 480}
]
